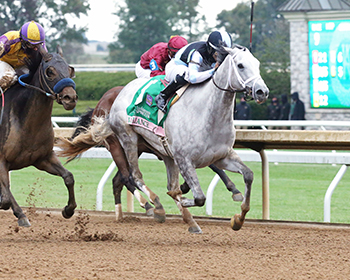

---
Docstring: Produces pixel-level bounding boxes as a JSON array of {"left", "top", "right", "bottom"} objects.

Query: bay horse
[
  {"left": 75, "top": 45, "right": 269, "bottom": 233},
  {"left": 58, "top": 86, "right": 243, "bottom": 221},
  {"left": 0, "top": 47, "right": 78, "bottom": 227}
]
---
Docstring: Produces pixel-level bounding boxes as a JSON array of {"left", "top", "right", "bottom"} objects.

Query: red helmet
[{"left": 168, "top": 36, "right": 188, "bottom": 52}]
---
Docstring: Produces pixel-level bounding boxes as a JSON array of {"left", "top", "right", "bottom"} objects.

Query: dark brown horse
[
  {"left": 57, "top": 87, "right": 243, "bottom": 222},
  {"left": 0, "top": 47, "right": 78, "bottom": 227}
]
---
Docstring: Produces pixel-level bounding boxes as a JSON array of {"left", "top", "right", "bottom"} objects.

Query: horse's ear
[
  {"left": 38, "top": 44, "right": 52, "bottom": 62},
  {"left": 57, "top": 45, "right": 63, "bottom": 57},
  {"left": 69, "top": 66, "right": 75, "bottom": 78}
]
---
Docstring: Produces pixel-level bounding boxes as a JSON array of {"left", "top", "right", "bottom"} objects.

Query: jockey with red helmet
[
  {"left": 0, "top": 21, "right": 47, "bottom": 91},
  {"left": 155, "top": 30, "right": 233, "bottom": 113},
  {"left": 135, "top": 35, "right": 188, "bottom": 78}
]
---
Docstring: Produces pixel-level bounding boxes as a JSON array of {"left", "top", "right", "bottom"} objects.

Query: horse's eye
[
  {"left": 45, "top": 67, "right": 56, "bottom": 79},
  {"left": 238, "top": 63, "right": 244, "bottom": 69}
]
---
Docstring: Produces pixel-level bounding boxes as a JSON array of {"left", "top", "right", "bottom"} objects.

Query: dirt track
[{"left": 1, "top": 208, "right": 350, "bottom": 280}]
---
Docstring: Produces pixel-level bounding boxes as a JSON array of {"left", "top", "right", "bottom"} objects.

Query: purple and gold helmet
[{"left": 20, "top": 21, "right": 45, "bottom": 44}]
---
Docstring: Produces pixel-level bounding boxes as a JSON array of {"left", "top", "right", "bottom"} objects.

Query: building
[{"left": 279, "top": 0, "right": 350, "bottom": 121}]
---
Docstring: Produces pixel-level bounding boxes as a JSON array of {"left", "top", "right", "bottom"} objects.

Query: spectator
[
  {"left": 290, "top": 92, "right": 305, "bottom": 120},
  {"left": 235, "top": 96, "right": 251, "bottom": 128},
  {"left": 267, "top": 96, "right": 281, "bottom": 129},
  {"left": 279, "top": 94, "right": 290, "bottom": 120},
  {"left": 290, "top": 91, "right": 305, "bottom": 130},
  {"left": 279, "top": 94, "right": 291, "bottom": 129},
  {"left": 267, "top": 96, "right": 281, "bottom": 120}
]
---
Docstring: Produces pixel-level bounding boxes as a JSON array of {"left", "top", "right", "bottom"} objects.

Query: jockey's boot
[{"left": 155, "top": 74, "right": 187, "bottom": 113}]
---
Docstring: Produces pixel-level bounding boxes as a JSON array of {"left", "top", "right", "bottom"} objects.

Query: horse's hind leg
[
  {"left": 213, "top": 149, "right": 253, "bottom": 231},
  {"left": 209, "top": 164, "right": 243, "bottom": 202},
  {"left": 34, "top": 151, "right": 77, "bottom": 219},
  {"left": 112, "top": 170, "right": 154, "bottom": 221},
  {"left": 180, "top": 164, "right": 244, "bottom": 202},
  {"left": 0, "top": 162, "right": 30, "bottom": 226}
]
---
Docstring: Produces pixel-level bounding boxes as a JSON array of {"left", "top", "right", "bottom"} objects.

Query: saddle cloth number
[{"left": 149, "top": 59, "right": 159, "bottom": 71}]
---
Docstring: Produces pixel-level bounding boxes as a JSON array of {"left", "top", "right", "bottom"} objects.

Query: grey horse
[{"left": 90, "top": 46, "right": 269, "bottom": 233}]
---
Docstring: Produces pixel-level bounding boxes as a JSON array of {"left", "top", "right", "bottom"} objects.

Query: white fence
[
  {"left": 52, "top": 118, "right": 350, "bottom": 223},
  {"left": 63, "top": 147, "right": 349, "bottom": 223}
]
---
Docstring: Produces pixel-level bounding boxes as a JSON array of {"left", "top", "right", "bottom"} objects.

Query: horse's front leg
[
  {"left": 174, "top": 157, "right": 206, "bottom": 207},
  {"left": 213, "top": 149, "right": 253, "bottom": 231},
  {"left": 114, "top": 129, "right": 165, "bottom": 223},
  {"left": 164, "top": 157, "right": 202, "bottom": 234},
  {"left": 34, "top": 151, "right": 76, "bottom": 219},
  {"left": 112, "top": 170, "right": 154, "bottom": 220},
  {"left": 0, "top": 162, "right": 31, "bottom": 226},
  {"left": 108, "top": 137, "right": 154, "bottom": 220}
]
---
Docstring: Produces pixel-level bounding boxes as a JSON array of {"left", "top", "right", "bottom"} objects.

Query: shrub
[{"left": 74, "top": 71, "right": 136, "bottom": 100}]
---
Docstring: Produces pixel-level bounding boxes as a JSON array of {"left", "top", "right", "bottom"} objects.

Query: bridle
[
  {"left": 212, "top": 47, "right": 262, "bottom": 101},
  {"left": 18, "top": 58, "right": 76, "bottom": 103}
]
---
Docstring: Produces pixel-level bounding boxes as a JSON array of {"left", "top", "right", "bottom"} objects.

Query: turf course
[{"left": 9, "top": 158, "right": 350, "bottom": 223}]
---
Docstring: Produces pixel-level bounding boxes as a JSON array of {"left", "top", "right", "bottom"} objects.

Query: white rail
[
  {"left": 51, "top": 117, "right": 350, "bottom": 130},
  {"left": 234, "top": 120, "right": 350, "bottom": 130},
  {"left": 68, "top": 147, "right": 350, "bottom": 223}
]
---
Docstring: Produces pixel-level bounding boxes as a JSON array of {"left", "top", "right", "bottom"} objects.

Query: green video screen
[{"left": 309, "top": 20, "right": 350, "bottom": 108}]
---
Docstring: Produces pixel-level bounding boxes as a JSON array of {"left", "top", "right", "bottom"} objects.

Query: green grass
[
  {"left": 52, "top": 100, "right": 99, "bottom": 117},
  {"left": 9, "top": 158, "right": 350, "bottom": 223}
]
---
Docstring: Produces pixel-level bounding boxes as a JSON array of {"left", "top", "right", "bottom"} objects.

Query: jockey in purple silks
[{"left": 0, "top": 21, "right": 47, "bottom": 92}]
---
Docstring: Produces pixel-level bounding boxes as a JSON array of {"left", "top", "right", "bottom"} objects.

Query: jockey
[
  {"left": 135, "top": 35, "right": 188, "bottom": 78},
  {"left": 155, "top": 30, "right": 232, "bottom": 113},
  {"left": 0, "top": 21, "right": 47, "bottom": 92}
]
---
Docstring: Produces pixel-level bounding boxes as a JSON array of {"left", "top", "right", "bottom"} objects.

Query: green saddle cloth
[{"left": 126, "top": 75, "right": 174, "bottom": 136}]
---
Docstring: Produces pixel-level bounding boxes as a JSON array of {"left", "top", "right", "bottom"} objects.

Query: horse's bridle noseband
[
  {"left": 212, "top": 48, "right": 262, "bottom": 101},
  {"left": 18, "top": 60, "right": 76, "bottom": 103}
]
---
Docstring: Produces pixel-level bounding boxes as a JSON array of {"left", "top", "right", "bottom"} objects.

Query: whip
[{"left": 249, "top": 1, "right": 255, "bottom": 52}]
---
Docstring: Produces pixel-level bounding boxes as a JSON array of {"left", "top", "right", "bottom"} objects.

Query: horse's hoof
[
  {"left": 230, "top": 214, "right": 244, "bottom": 231},
  {"left": 188, "top": 225, "right": 202, "bottom": 234},
  {"left": 18, "top": 217, "right": 31, "bottom": 227},
  {"left": 115, "top": 204, "right": 123, "bottom": 221},
  {"left": 232, "top": 193, "right": 244, "bottom": 202},
  {"left": 146, "top": 208, "right": 154, "bottom": 217},
  {"left": 153, "top": 208, "right": 166, "bottom": 223},
  {"left": 62, "top": 206, "right": 75, "bottom": 219}
]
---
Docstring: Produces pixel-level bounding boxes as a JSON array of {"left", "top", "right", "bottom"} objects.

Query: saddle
[{"left": 126, "top": 76, "right": 188, "bottom": 136}]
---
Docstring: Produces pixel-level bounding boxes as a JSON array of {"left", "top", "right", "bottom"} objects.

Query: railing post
[{"left": 259, "top": 149, "right": 270, "bottom": 220}]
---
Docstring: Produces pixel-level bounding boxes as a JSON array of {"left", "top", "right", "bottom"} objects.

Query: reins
[
  {"left": 211, "top": 48, "right": 261, "bottom": 101},
  {"left": 18, "top": 64, "right": 57, "bottom": 100}
]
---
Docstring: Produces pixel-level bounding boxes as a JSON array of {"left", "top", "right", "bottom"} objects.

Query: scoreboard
[{"left": 309, "top": 20, "right": 350, "bottom": 108}]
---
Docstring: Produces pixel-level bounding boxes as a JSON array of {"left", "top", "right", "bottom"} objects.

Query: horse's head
[
  {"left": 223, "top": 45, "right": 269, "bottom": 104},
  {"left": 39, "top": 47, "right": 78, "bottom": 110}
]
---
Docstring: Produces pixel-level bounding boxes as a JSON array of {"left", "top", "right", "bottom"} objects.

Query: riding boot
[{"left": 155, "top": 74, "right": 187, "bottom": 113}]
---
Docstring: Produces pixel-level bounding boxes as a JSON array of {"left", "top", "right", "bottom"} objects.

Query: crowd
[{"left": 235, "top": 91, "right": 305, "bottom": 128}]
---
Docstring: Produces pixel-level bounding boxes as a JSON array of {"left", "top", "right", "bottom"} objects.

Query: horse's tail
[
  {"left": 56, "top": 115, "right": 113, "bottom": 163},
  {"left": 71, "top": 107, "right": 94, "bottom": 139}
]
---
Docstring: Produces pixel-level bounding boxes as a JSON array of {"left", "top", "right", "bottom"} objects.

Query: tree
[
  {"left": 217, "top": 0, "right": 291, "bottom": 119},
  {"left": 0, "top": 0, "right": 90, "bottom": 63},
  {"left": 108, "top": 0, "right": 206, "bottom": 63}
]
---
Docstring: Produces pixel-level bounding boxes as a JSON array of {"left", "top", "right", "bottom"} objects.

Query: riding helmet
[
  {"left": 20, "top": 21, "right": 45, "bottom": 44},
  {"left": 207, "top": 30, "right": 232, "bottom": 51},
  {"left": 168, "top": 36, "right": 188, "bottom": 52}
]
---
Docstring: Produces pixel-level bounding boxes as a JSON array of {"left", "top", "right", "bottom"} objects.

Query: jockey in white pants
[{"left": 155, "top": 30, "right": 233, "bottom": 113}]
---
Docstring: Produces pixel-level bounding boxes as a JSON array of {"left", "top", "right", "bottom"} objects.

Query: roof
[{"left": 278, "top": 0, "right": 350, "bottom": 12}]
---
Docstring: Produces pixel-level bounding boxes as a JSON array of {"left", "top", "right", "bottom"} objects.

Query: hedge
[{"left": 74, "top": 71, "right": 136, "bottom": 100}]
